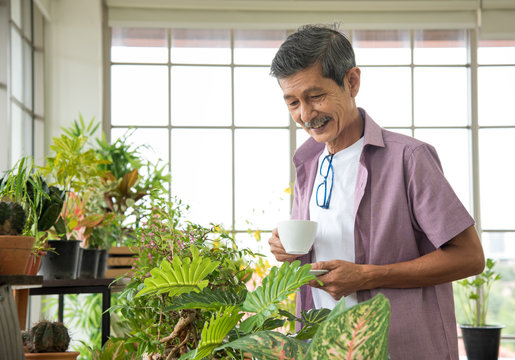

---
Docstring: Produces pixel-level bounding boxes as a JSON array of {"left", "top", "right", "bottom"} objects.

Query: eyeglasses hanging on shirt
[{"left": 316, "top": 153, "right": 334, "bottom": 209}]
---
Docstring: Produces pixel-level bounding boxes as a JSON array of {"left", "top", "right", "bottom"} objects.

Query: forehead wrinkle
[{"left": 282, "top": 85, "right": 326, "bottom": 100}]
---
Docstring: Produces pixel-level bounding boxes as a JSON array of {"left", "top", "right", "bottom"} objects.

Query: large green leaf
[
  {"left": 179, "top": 306, "right": 243, "bottom": 360},
  {"left": 136, "top": 247, "right": 220, "bottom": 298},
  {"left": 166, "top": 287, "right": 247, "bottom": 311},
  {"left": 239, "top": 261, "right": 315, "bottom": 333},
  {"left": 305, "top": 293, "right": 390, "bottom": 359},
  {"left": 216, "top": 330, "right": 309, "bottom": 360}
]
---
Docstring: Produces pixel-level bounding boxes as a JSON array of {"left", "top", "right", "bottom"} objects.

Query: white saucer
[{"left": 309, "top": 269, "right": 329, "bottom": 276}]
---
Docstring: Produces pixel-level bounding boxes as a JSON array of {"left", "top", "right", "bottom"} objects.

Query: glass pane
[
  {"left": 234, "top": 29, "right": 287, "bottom": 65},
  {"left": 171, "top": 29, "right": 230, "bottom": 65},
  {"left": 414, "top": 129, "right": 471, "bottom": 212},
  {"left": 414, "top": 30, "right": 467, "bottom": 65},
  {"left": 296, "top": 128, "right": 310, "bottom": 150},
  {"left": 357, "top": 67, "right": 411, "bottom": 127},
  {"left": 353, "top": 30, "right": 411, "bottom": 65},
  {"left": 23, "top": 111, "right": 32, "bottom": 157},
  {"left": 171, "top": 129, "right": 232, "bottom": 228},
  {"left": 0, "top": 89, "right": 6, "bottom": 171},
  {"left": 22, "top": 0, "right": 31, "bottom": 40},
  {"left": 11, "top": 30, "right": 23, "bottom": 100},
  {"left": 34, "top": 51, "right": 44, "bottom": 116},
  {"left": 10, "top": 0, "right": 21, "bottom": 28},
  {"left": 33, "top": 3, "right": 43, "bottom": 48},
  {"left": 111, "top": 127, "right": 170, "bottom": 166},
  {"left": 111, "top": 27, "right": 168, "bottom": 63},
  {"left": 23, "top": 40, "right": 32, "bottom": 108},
  {"left": 479, "top": 129, "right": 515, "bottom": 229},
  {"left": 414, "top": 67, "right": 468, "bottom": 126},
  {"left": 478, "top": 67, "right": 515, "bottom": 126},
  {"left": 481, "top": 232, "right": 515, "bottom": 259},
  {"left": 479, "top": 40, "right": 515, "bottom": 65},
  {"left": 235, "top": 231, "right": 278, "bottom": 266},
  {"left": 0, "top": 3, "right": 7, "bottom": 85},
  {"left": 171, "top": 66, "right": 231, "bottom": 126},
  {"left": 234, "top": 67, "right": 289, "bottom": 127},
  {"left": 235, "top": 129, "right": 290, "bottom": 230},
  {"left": 34, "top": 118, "right": 44, "bottom": 165},
  {"left": 111, "top": 65, "right": 168, "bottom": 126},
  {"left": 11, "top": 102, "right": 23, "bottom": 165},
  {"left": 385, "top": 128, "right": 412, "bottom": 136}
]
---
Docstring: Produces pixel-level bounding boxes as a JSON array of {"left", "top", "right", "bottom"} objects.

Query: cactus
[
  {"left": 0, "top": 201, "right": 26, "bottom": 235},
  {"left": 27, "top": 320, "right": 71, "bottom": 353}
]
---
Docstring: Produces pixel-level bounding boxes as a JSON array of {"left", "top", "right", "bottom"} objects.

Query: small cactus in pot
[
  {"left": 24, "top": 320, "right": 71, "bottom": 353},
  {"left": 0, "top": 200, "right": 26, "bottom": 235}
]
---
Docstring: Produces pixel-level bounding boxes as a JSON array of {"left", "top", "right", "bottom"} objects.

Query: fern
[
  {"left": 239, "top": 261, "right": 315, "bottom": 333},
  {"left": 180, "top": 306, "right": 243, "bottom": 360},
  {"left": 136, "top": 247, "right": 220, "bottom": 298}
]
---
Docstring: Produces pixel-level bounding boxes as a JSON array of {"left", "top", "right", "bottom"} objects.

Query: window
[
  {"left": 0, "top": 0, "right": 45, "bottom": 171},
  {"left": 109, "top": 28, "right": 515, "bottom": 352}
]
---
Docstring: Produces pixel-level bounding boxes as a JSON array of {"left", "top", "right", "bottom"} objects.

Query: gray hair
[{"left": 270, "top": 24, "right": 356, "bottom": 88}]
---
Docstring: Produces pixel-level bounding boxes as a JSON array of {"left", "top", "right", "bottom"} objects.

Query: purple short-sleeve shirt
[{"left": 291, "top": 108, "right": 474, "bottom": 360}]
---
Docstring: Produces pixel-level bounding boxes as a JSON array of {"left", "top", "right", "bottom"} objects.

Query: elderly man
[{"left": 268, "top": 25, "right": 485, "bottom": 359}]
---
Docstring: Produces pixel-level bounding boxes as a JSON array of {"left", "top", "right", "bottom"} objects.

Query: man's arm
[{"left": 309, "top": 225, "right": 485, "bottom": 300}]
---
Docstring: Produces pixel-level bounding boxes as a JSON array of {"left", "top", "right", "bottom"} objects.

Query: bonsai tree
[{"left": 22, "top": 320, "right": 70, "bottom": 353}]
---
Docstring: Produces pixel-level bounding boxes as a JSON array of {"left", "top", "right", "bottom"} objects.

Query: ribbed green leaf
[
  {"left": 216, "top": 330, "right": 308, "bottom": 360},
  {"left": 305, "top": 293, "right": 390, "bottom": 359},
  {"left": 166, "top": 288, "right": 247, "bottom": 311},
  {"left": 181, "top": 306, "right": 243, "bottom": 360},
  {"left": 135, "top": 247, "right": 220, "bottom": 298},
  {"left": 239, "top": 261, "right": 315, "bottom": 333}
]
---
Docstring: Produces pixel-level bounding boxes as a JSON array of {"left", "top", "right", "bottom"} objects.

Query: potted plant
[
  {"left": 39, "top": 115, "right": 109, "bottom": 280},
  {"left": 85, "top": 194, "right": 390, "bottom": 359},
  {"left": 457, "top": 258, "right": 503, "bottom": 360},
  {"left": 22, "top": 320, "right": 80, "bottom": 359},
  {"left": 0, "top": 199, "right": 33, "bottom": 275}
]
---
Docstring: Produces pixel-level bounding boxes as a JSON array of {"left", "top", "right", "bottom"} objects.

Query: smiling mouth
[{"left": 305, "top": 116, "right": 332, "bottom": 130}]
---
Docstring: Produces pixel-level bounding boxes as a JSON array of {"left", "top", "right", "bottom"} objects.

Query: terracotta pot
[
  {"left": 25, "top": 250, "right": 47, "bottom": 275},
  {"left": 0, "top": 235, "right": 35, "bottom": 275},
  {"left": 24, "top": 351, "right": 80, "bottom": 359}
]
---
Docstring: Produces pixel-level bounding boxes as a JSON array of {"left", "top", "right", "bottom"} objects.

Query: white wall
[{"left": 44, "top": 0, "right": 103, "bottom": 152}]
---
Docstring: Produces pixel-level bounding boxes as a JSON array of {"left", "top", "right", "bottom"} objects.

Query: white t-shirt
[{"left": 309, "top": 137, "right": 364, "bottom": 310}]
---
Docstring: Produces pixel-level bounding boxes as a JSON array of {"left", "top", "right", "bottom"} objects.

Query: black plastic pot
[
  {"left": 96, "top": 249, "right": 108, "bottom": 278},
  {"left": 78, "top": 248, "right": 100, "bottom": 279},
  {"left": 38, "top": 240, "right": 81, "bottom": 280},
  {"left": 460, "top": 324, "right": 504, "bottom": 360}
]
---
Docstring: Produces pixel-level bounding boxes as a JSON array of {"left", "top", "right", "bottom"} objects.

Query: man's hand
[
  {"left": 268, "top": 228, "right": 303, "bottom": 263},
  {"left": 308, "top": 260, "right": 366, "bottom": 300}
]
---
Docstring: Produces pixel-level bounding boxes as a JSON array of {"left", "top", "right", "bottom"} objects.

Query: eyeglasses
[{"left": 316, "top": 153, "right": 334, "bottom": 209}]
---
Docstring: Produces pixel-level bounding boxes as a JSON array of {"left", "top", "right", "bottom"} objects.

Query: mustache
[{"left": 304, "top": 115, "right": 332, "bottom": 129}]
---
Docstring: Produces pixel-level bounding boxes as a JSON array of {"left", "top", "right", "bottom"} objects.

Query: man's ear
[{"left": 346, "top": 67, "right": 361, "bottom": 98}]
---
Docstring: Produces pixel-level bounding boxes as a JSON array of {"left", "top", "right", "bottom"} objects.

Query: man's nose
[{"left": 300, "top": 103, "right": 316, "bottom": 124}]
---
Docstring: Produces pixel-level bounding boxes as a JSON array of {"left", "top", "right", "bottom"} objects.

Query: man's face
[{"left": 278, "top": 63, "right": 361, "bottom": 150}]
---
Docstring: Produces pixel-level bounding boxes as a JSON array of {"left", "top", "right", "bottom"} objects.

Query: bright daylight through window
[{"left": 110, "top": 28, "right": 515, "bottom": 353}]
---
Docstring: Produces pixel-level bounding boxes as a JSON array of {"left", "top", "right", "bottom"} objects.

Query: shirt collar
[{"left": 293, "top": 107, "right": 385, "bottom": 166}]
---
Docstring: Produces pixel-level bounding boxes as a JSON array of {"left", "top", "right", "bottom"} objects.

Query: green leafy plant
[
  {"left": 457, "top": 258, "right": 502, "bottom": 326},
  {"left": 0, "top": 201, "right": 26, "bottom": 235},
  {"left": 0, "top": 157, "right": 65, "bottom": 251}
]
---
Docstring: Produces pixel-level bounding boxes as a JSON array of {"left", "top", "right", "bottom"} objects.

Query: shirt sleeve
[{"left": 405, "top": 144, "right": 475, "bottom": 248}]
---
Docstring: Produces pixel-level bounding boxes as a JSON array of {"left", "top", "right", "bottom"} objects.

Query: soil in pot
[
  {"left": 78, "top": 248, "right": 100, "bottom": 279},
  {"left": 38, "top": 240, "right": 81, "bottom": 280},
  {"left": 0, "top": 235, "right": 34, "bottom": 275},
  {"left": 461, "top": 325, "right": 504, "bottom": 360}
]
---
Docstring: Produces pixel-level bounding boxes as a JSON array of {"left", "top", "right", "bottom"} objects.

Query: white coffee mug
[{"left": 277, "top": 220, "right": 318, "bottom": 255}]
